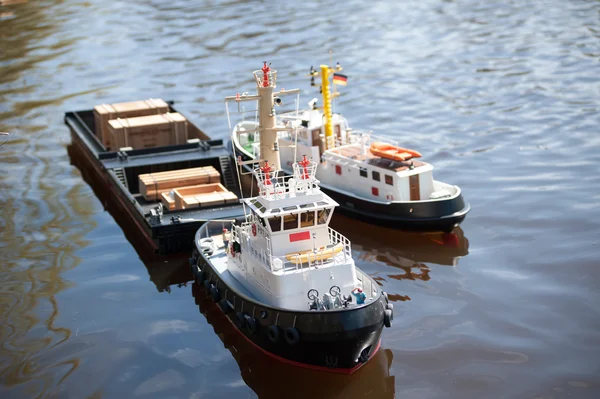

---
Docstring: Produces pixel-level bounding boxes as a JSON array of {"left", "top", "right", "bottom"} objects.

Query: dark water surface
[{"left": 1, "top": 0, "right": 599, "bottom": 397}]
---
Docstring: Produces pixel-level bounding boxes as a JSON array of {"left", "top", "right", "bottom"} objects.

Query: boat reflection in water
[
  {"left": 68, "top": 143, "right": 395, "bottom": 398},
  {"left": 192, "top": 281, "right": 395, "bottom": 399},
  {"left": 330, "top": 214, "right": 469, "bottom": 301}
]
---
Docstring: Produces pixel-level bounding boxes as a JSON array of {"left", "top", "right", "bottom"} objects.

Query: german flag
[{"left": 332, "top": 73, "right": 348, "bottom": 86}]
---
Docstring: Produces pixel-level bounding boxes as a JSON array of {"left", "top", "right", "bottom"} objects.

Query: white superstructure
[{"left": 216, "top": 63, "right": 367, "bottom": 311}]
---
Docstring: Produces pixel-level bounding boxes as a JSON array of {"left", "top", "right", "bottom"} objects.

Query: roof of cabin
[
  {"left": 242, "top": 195, "right": 338, "bottom": 218},
  {"left": 325, "top": 144, "right": 431, "bottom": 173}
]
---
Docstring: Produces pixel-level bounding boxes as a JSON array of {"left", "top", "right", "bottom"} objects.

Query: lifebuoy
[
  {"left": 284, "top": 327, "right": 300, "bottom": 345},
  {"left": 252, "top": 224, "right": 257, "bottom": 236},
  {"left": 267, "top": 325, "right": 280, "bottom": 343}
]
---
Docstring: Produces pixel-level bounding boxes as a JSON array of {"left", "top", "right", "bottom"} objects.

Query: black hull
[
  {"left": 229, "top": 140, "right": 469, "bottom": 232},
  {"left": 191, "top": 251, "right": 389, "bottom": 373},
  {"left": 320, "top": 185, "right": 470, "bottom": 232}
]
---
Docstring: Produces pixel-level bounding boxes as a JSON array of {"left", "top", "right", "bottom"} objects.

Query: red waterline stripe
[{"left": 217, "top": 302, "right": 380, "bottom": 375}]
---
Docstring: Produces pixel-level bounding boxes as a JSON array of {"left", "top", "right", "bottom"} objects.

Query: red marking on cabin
[
  {"left": 372, "top": 187, "right": 379, "bottom": 196},
  {"left": 335, "top": 164, "right": 342, "bottom": 175},
  {"left": 289, "top": 231, "right": 311, "bottom": 242}
]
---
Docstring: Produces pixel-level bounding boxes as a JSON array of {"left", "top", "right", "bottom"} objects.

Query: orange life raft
[{"left": 369, "top": 142, "right": 422, "bottom": 162}]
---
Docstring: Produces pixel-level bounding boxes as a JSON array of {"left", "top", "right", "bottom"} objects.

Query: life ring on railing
[{"left": 252, "top": 224, "right": 257, "bottom": 236}]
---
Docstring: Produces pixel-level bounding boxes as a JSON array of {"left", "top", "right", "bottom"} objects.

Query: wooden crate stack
[
  {"left": 93, "top": 98, "right": 170, "bottom": 150},
  {"left": 108, "top": 112, "right": 187, "bottom": 150},
  {"left": 138, "top": 166, "right": 238, "bottom": 211}
]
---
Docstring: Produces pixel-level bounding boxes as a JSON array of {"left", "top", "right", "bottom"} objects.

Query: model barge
[{"left": 65, "top": 101, "right": 244, "bottom": 254}]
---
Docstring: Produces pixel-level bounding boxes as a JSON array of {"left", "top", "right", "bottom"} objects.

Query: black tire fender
[
  {"left": 236, "top": 312, "right": 246, "bottom": 328},
  {"left": 386, "top": 302, "right": 394, "bottom": 320},
  {"left": 284, "top": 327, "right": 300, "bottom": 345},
  {"left": 245, "top": 315, "right": 257, "bottom": 335},
  {"left": 219, "top": 299, "right": 232, "bottom": 314},
  {"left": 384, "top": 309, "right": 392, "bottom": 328},
  {"left": 203, "top": 279, "right": 211, "bottom": 291},
  {"left": 210, "top": 285, "right": 220, "bottom": 302},
  {"left": 267, "top": 325, "right": 279, "bottom": 343}
]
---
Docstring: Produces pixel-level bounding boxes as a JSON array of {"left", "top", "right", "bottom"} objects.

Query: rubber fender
[
  {"left": 219, "top": 299, "right": 232, "bottom": 314},
  {"left": 188, "top": 257, "right": 195, "bottom": 266},
  {"left": 244, "top": 315, "right": 257, "bottom": 335},
  {"left": 210, "top": 285, "right": 220, "bottom": 302},
  {"left": 195, "top": 266, "right": 204, "bottom": 284},
  {"left": 386, "top": 303, "right": 394, "bottom": 320},
  {"left": 203, "top": 279, "right": 211, "bottom": 291},
  {"left": 284, "top": 327, "right": 300, "bottom": 345},
  {"left": 236, "top": 312, "right": 246, "bottom": 328},
  {"left": 382, "top": 291, "right": 389, "bottom": 304},
  {"left": 267, "top": 325, "right": 280, "bottom": 343},
  {"left": 384, "top": 309, "right": 392, "bottom": 328}
]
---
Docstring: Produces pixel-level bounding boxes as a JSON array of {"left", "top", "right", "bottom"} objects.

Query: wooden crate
[
  {"left": 108, "top": 112, "right": 187, "bottom": 151},
  {"left": 173, "top": 183, "right": 228, "bottom": 210},
  {"left": 93, "top": 98, "right": 169, "bottom": 150},
  {"left": 139, "top": 166, "right": 221, "bottom": 201}
]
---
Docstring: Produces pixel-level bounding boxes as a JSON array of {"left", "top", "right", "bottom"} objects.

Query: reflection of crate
[
  {"left": 93, "top": 98, "right": 169, "bottom": 150},
  {"left": 108, "top": 112, "right": 188, "bottom": 151},
  {"left": 138, "top": 166, "right": 220, "bottom": 201}
]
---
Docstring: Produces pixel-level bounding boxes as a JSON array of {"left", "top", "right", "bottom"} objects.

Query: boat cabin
[
  {"left": 226, "top": 158, "right": 356, "bottom": 309},
  {"left": 319, "top": 140, "right": 438, "bottom": 202}
]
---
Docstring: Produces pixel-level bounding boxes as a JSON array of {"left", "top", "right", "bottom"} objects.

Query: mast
[
  {"left": 254, "top": 62, "right": 280, "bottom": 169},
  {"left": 320, "top": 65, "right": 334, "bottom": 150}
]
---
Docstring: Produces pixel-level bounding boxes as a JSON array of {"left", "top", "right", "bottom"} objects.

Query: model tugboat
[
  {"left": 230, "top": 63, "right": 470, "bottom": 232},
  {"left": 190, "top": 63, "right": 393, "bottom": 374}
]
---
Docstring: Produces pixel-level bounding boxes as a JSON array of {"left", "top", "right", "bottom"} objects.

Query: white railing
[
  {"left": 254, "top": 169, "right": 321, "bottom": 200},
  {"left": 269, "top": 227, "right": 352, "bottom": 272},
  {"left": 341, "top": 129, "right": 400, "bottom": 148},
  {"left": 231, "top": 223, "right": 353, "bottom": 274}
]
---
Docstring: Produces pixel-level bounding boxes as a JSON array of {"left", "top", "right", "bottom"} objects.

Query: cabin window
[
  {"left": 268, "top": 216, "right": 282, "bottom": 232},
  {"left": 359, "top": 167, "right": 368, "bottom": 178},
  {"left": 335, "top": 164, "right": 342, "bottom": 175},
  {"left": 300, "top": 211, "right": 315, "bottom": 227},
  {"left": 283, "top": 213, "right": 299, "bottom": 230},
  {"left": 372, "top": 187, "right": 379, "bottom": 196},
  {"left": 317, "top": 208, "right": 331, "bottom": 224},
  {"left": 385, "top": 174, "right": 394, "bottom": 185},
  {"left": 372, "top": 171, "right": 380, "bottom": 181},
  {"left": 258, "top": 217, "right": 267, "bottom": 228}
]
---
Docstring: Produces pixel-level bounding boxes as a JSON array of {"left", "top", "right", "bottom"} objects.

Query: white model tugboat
[
  {"left": 190, "top": 63, "right": 392, "bottom": 373},
  {"left": 230, "top": 64, "right": 470, "bottom": 231}
]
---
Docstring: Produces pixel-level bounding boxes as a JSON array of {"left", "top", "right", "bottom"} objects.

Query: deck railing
[{"left": 231, "top": 224, "right": 353, "bottom": 273}]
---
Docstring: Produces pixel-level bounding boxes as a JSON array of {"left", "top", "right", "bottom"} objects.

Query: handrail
[{"left": 231, "top": 224, "right": 352, "bottom": 274}]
